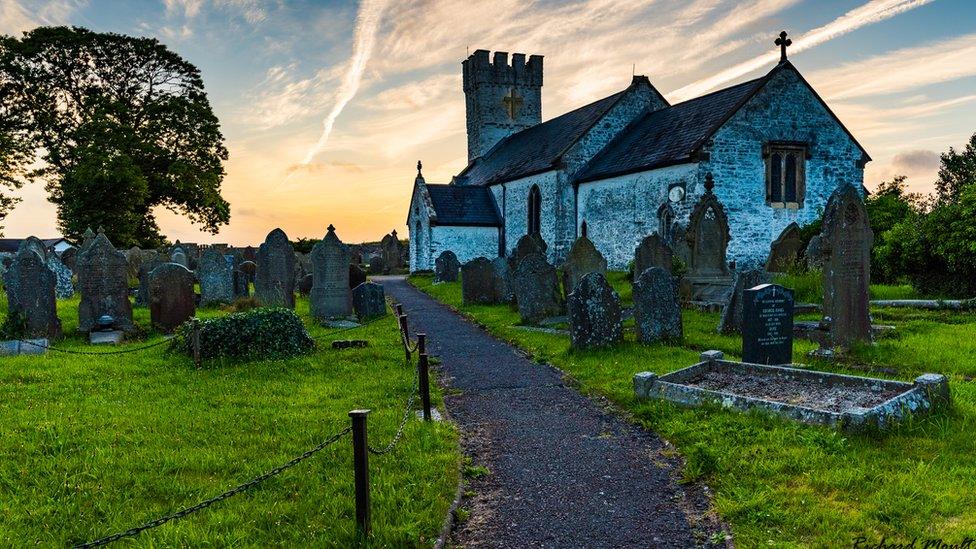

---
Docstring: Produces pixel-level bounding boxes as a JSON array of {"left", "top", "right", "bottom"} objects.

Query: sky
[{"left": 2, "top": 0, "right": 975, "bottom": 245}]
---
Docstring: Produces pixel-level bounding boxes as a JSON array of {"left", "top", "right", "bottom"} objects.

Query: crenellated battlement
[{"left": 463, "top": 49, "right": 544, "bottom": 90}]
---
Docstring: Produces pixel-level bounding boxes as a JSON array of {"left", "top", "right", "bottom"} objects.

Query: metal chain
[
  {"left": 17, "top": 337, "right": 172, "bottom": 356},
  {"left": 368, "top": 360, "right": 420, "bottom": 456},
  {"left": 74, "top": 427, "right": 352, "bottom": 548}
]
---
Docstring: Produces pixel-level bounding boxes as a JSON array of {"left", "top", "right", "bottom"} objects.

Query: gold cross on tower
[
  {"left": 775, "top": 30, "right": 792, "bottom": 63},
  {"left": 502, "top": 88, "right": 523, "bottom": 120}
]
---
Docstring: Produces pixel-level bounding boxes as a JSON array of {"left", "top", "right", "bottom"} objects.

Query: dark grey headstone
[
  {"left": 513, "top": 252, "right": 562, "bottom": 324},
  {"left": 60, "top": 247, "right": 78, "bottom": 274},
  {"left": 352, "top": 281, "right": 386, "bottom": 321},
  {"left": 567, "top": 272, "right": 621, "bottom": 350},
  {"left": 633, "top": 267, "right": 682, "bottom": 343},
  {"left": 742, "top": 283, "right": 794, "bottom": 365},
  {"left": 491, "top": 257, "right": 514, "bottom": 304},
  {"left": 3, "top": 241, "right": 61, "bottom": 339},
  {"left": 298, "top": 273, "right": 313, "bottom": 296},
  {"left": 717, "top": 269, "right": 771, "bottom": 334},
  {"left": 255, "top": 228, "right": 296, "bottom": 308},
  {"left": 148, "top": 263, "right": 196, "bottom": 334},
  {"left": 461, "top": 257, "right": 505, "bottom": 305},
  {"left": 380, "top": 230, "right": 404, "bottom": 272},
  {"left": 560, "top": 237, "right": 607, "bottom": 297},
  {"left": 310, "top": 225, "right": 352, "bottom": 320},
  {"left": 821, "top": 184, "right": 873, "bottom": 348},
  {"left": 77, "top": 233, "right": 135, "bottom": 333},
  {"left": 198, "top": 249, "right": 234, "bottom": 305},
  {"left": 685, "top": 182, "right": 731, "bottom": 278},
  {"left": 136, "top": 251, "right": 163, "bottom": 307},
  {"left": 231, "top": 253, "right": 250, "bottom": 299},
  {"left": 766, "top": 223, "right": 803, "bottom": 272},
  {"left": 633, "top": 234, "right": 673, "bottom": 280},
  {"left": 125, "top": 247, "right": 143, "bottom": 280},
  {"left": 368, "top": 256, "right": 385, "bottom": 275},
  {"left": 349, "top": 263, "right": 367, "bottom": 289},
  {"left": 435, "top": 251, "right": 461, "bottom": 283},
  {"left": 170, "top": 248, "right": 189, "bottom": 269},
  {"left": 509, "top": 234, "right": 547, "bottom": 271},
  {"left": 239, "top": 260, "right": 256, "bottom": 284},
  {"left": 47, "top": 253, "right": 74, "bottom": 299}
]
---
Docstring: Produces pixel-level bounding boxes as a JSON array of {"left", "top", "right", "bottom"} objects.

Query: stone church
[{"left": 407, "top": 34, "right": 869, "bottom": 272}]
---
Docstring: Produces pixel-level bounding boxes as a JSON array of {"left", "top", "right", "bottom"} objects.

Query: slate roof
[
  {"left": 456, "top": 91, "right": 627, "bottom": 187},
  {"left": 0, "top": 238, "right": 68, "bottom": 253},
  {"left": 577, "top": 77, "right": 765, "bottom": 182},
  {"left": 426, "top": 184, "right": 501, "bottom": 226}
]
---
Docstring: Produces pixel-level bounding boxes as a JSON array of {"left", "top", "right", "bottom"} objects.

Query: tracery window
[{"left": 765, "top": 143, "right": 807, "bottom": 208}]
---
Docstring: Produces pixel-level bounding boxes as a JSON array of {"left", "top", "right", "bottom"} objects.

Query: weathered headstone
[
  {"left": 170, "top": 248, "right": 189, "bottom": 269},
  {"left": 742, "top": 283, "right": 794, "bottom": 365},
  {"left": 294, "top": 252, "right": 312, "bottom": 288},
  {"left": 239, "top": 260, "right": 257, "bottom": 284},
  {"left": 349, "top": 263, "right": 367, "bottom": 289},
  {"left": 3, "top": 241, "right": 61, "bottom": 339},
  {"left": 310, "top": 225, "right": 352, "bottom": 320},
  {"left": 46, "top": 253, "right": 74, "bottom": 299},
  {"left": 80, "top": 228, "right": 96, "bottom": 253},
  {"left": 77, "top": 233, "right": 135, "bottom": 333},
  {"left": 513, "top": 253, "right": 562, "bottom": 324},
  {"left": 633, "top": 267, "right": 682, "bottom": 343},
  {"left": 633, "top": 234, "right": 673, "bottom": 280},
  {"left": 255, "top": 228, "right": 296, "bottom": 308},
  {"left": 461, "top": 257, "right": 504, "bottom": 305},
  {"left": 560, "top": 237, "right": 607, "bottom": 297},
  {"left": 380, "top": 230, "right": 404, "bottom": 272},
  {"left": 352, "top": 281, "right": 386, "bottom": 321},
  {"left": 368, "top": 256, "right": 385, "bottom": 275},
  {"left": 136, "top": 251, "right": 164, "bottom": 307},
  {"left": 567, "top": 272, "right": 621, "bottom": 349},
  {"left": 491, "top": 257, "right": 514, "bottom": 303},
  {"left": 435, "top": 250, "right": 461, "bottom": 283},
  {"left": 125, "top": 247, "right": 143, "bottom": 280},
  {"left": 820, "top": 184, "right": 874, "bottom": 348},
  {"left": 198, "top": 249, "right": 234, "bottom": 305},
  {"left": 766, "top": 223, "right": 803, "bottom": 272},
  {"left": 509, "top": 233, "right": 547, "bottom": 270},
  {"left": 717, "top": 269, "right": 772, "bottom": 334},
  {"left": 231, "top": 253, "right": 250, "bottom": 299},
  {"left": 686, "top": 176, "right": 731, "bottom": 279},
  {"left": 148, "top": 263, "right": 196, "bottom": 333},
  {"left": 60, "top": 247, "right": 78, "bottom": 274},
  {"left": 298, "top": 273, "right": 314, "bottom": 296}
]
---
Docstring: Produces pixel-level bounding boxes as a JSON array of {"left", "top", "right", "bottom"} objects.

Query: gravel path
[{"left": 378, "top": 277, "right": 720, "bottom": 548}]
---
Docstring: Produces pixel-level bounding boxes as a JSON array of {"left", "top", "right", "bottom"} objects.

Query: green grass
[
  {"left": 411, "top": 273, "right": 976, "bottom": 547},
  {"left": 772, "top": 271, "right": 923, "bottom": 303},
  {"left": 0, "top": 291, "right": 459, "bottom": 547}
]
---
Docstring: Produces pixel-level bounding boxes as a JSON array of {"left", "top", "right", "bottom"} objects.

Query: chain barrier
[
  {"left": 368, "top": 356, "right": 420, "bottom": 456},
  {"left": 16, "top": 337, "right": 172, "bottom": 356},
  {"left": 74, "top": 427, "right": 352, "bottom": 548}
]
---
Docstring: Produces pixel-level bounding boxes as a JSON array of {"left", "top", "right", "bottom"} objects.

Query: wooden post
[
  {"left": 398, "top": 314, "right": 411, "bottom": 362},
  {"left": 349, "top": 409, "right": 371, "bottom": 537},
  {"left": 417, "top": 333, "right": 426, "bottom": 356},
  {"left": 419, "top": 353, "right": 432, "bottom": 422},
  {"left": 191, "top": 318, "right": 201, "bottom": 369}
]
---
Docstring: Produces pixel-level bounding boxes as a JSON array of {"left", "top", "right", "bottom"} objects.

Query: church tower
[{"left": 462, "top": 50, "right": 543, "bottom": 163}]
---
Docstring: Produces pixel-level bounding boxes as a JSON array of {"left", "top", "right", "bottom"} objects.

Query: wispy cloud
[
  {"left": 300, "top": 0, "right": 389, "bottom": 165},
  {"left": 0, "top": 0, "right": 84, "bottom": 36},
  {"left": 670, "top": 0, "right": 935, "bottom": 101}
]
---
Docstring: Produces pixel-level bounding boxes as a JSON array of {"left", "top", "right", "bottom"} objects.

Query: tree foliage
[
  {"left": 865, "top": 175, "right": 926, "bottom": 283},
  {"left": 935, "top": 132, "right": 976, "bottom": 203},
  {"left": 0, "top": 26, "right": 229, "bottom": 246}
]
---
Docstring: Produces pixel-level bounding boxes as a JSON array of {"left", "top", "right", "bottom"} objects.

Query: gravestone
[
  {"left": 717, "top": 269, "right": 771, "bottom": 334},
  {"left": 298, "top": 273, "right": 314, "bottom": 296},
  {"left": 21, "top": 236, "right": 48, "bottom": 260},
  {"left": 560, "top": 236, "right": 607, "bottom": 297},
  {"left": 492, "top": 257, "right": 515, "bottom": 304},
  {"left": 509, "top": 233, "right": 547, "bottom": 270},
  {"left": 239, "top": 260, "right": 257, "bottom": 284},
  {"left": 198, "top": 249, "right": 234, "bottom": 305},
  {"left": 126, "top": 247, "right": 143, "bottom": 280},
  {"left": 742, "top": 283, "right": 794, "bottom": 365},
  {"left": 3, "top": 241, "right": 61, "bottom": 339},
  {"left": 170, "top": 248, "right": 189, "bottom": 269},
  {"left": 368, "top": 256, "right": 385, "bottom": 275},
  {"left": 766, "top": 223, "right": 803, "bottom": 272},
  {"left": 350, "top": 246, "right": 363, "bottom": 265},
  {"left": 513, "top": 253, "right": 562, "bottom": 324},
  {"left": 46, "top": 253, "right": 74, "bottom": 299},
  {"left": 380, "top": 230, "right": 403, "bottom": 272},
  {"left": 461, "top": 257, "right": 505, "bottom": 305},
  {"left": 232, "top": 253, "right": 250, "bottom": 299},
  {"left": 349, "top": 263, "right": 367, "bottom": 289},
  {"left": 683, "top": 175, "right": 732, "bottom": 302},
  {"left": 255, "top": 228, "right": 296, "bottom": 308},
  {"left": 633, "top": 267, "right": 682, "bottom": 343},
  {"left": 60, "top": 247, "right": 78, "bottom": 274},
  {"left": 310, "top": 225, "right": 352, "bottom": 320},
  {"left": 435, "top": 250, "right": 461, "bottom": 283},
  {"left": 820, "top": 184, "right": 874, "bottom": 348},
  {"left": 567, "top": 272, "right": 621, "bottom": 349},
  {"left": 148, "top": 263, "right": 196, "bottom": 333},
  {"left": 295, "top": 252, "right": 312, "bottom": 288},
  {"left": 77, "top": 233, "right": 135, "bottom": 333},
  {"left": 80, "top": 228, "right": 96, "bottom": 253},
  {"left": 633, "top": 234, "right": 674, "bottom": 281},
  {"left": 136, "top": 251, "right": 163, "bottom": 307},
  {"left": 352, "top": 281, "right": 386, "bottom": 321}
]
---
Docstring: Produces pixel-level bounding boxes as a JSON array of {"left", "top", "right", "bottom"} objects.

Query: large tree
[
  {"left": 935, "top": 131, "right": 976, "bottom": 204},
  {"left": 0, "top": 26, "right": 229, "bottom": 246}
]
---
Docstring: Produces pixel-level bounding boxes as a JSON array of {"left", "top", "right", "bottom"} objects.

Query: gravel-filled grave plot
[{"left": 683, "top": 369, "right": 903, "bottom": 413}]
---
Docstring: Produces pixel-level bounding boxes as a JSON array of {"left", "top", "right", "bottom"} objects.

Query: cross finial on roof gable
[
  {"left": 417, "top": 160, "right": 423, "bottom": 177},
  {"left": 775, "top": 31, "right": 792, "bottom": 63}
]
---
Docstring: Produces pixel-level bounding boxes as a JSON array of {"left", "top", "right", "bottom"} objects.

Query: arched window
[
  {"left": 784, "top": 153, "right": 797, "bottom": 202},
  {"left": 765, "top": 143, "right": 807, "bottom": 208},
  {"left": 769, "top": 153, "right": 783, "bottom": 202},
  {"left": 527, "top": 185, "right": 542, "bottom": 236},
  {"left": 580, "top": 220, "right": 588, "bottom": 238}
]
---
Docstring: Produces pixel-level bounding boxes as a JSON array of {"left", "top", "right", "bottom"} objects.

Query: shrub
[
  {"left": 172, "top": 307, "right": 315, "bottom": 361},
  {"left": 0, "top": 310, "right": 28, "bottom": 340}
]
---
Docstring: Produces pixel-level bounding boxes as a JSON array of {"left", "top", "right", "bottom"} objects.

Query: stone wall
[
  {"left": 489, "top": 171, "right": 561, "bottom": 264},
  {"left": 431, "top": 226, "right": 498, "bottom": 266}
]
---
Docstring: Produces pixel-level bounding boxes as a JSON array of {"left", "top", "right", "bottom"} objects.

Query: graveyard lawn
[
  {"left": 0, "top": 290, "right": 459, "bottom": 546},
  {"left": 411, "top": 274, "right": 976, "bottom": 547}
]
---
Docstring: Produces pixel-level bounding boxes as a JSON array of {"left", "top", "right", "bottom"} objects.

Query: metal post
[
  {"left": 417, "top": 333, "right": 426, "bottom": 356},
  {"left": 191, "top": 318, "right": 201, "bottom": 369},
  {"left": 349, "top": 409, "right": 371, "bottom": 537},
  {"left": 419, "top": 352, "right": 432, "bottom": 422}
]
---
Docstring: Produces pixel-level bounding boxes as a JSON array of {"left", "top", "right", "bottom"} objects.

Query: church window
[
  {"left": 528, "top": 185, "right": 542, "bottom": 236},
  {"left": 765, "top": 143, "right": 807, "bottom": 208}
]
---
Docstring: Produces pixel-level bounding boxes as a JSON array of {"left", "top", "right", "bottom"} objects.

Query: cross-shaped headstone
[
  {"left": 502, "top": 88, "right": 523, "bottom": 119},
  {"left": 775, "top": 31, "right": 792, "bottom": 63}
]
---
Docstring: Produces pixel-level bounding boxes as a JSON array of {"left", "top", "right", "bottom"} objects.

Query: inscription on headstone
[
  {"left": 310, "top": 225, "right": 352, "bottom": 320},
  {"left": 255, "top": 228, "right": 296, "bottom": 308},
  {"left": 742, "top": 283, "right": 794, "bottom": 365},
  {"left": 77, "top": 233, "right": 135, "bottom": 333},
  {"left": 820, "top": 184, "right": 873, "bottom": 348}
]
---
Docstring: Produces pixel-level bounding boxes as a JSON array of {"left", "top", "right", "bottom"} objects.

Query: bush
[
  {"left": 172, "top": 307, "right": 315, "bottom": 361},
  {"left": 0, "top": 310, "right": 28, "bottom": 340}
]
